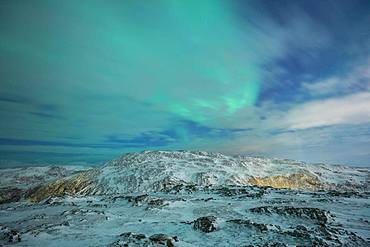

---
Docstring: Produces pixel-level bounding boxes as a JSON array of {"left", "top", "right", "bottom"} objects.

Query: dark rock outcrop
[
  {"left": 0, "top": 187, "right": 23, "bottom": 204},
  {"left": 227, "top": 219, "right": 268, "bottom": 232},
  {"left": 213, "top": 185, "right": 265, "bottom": 198},
  {"left": 250, "top": 206, "right": 331, "bottom": 224},
  {"left": 149, "top": 234, "right": 177, "bottom": 246},
  {"left": 193, "top": 216, "right": 218, "bottom": 233},
  {"left": 0, "top": 226, "right": 21, "bottom": 243},
  {"left": 108, "top": 232, "right": 178, "bottom": 247}
]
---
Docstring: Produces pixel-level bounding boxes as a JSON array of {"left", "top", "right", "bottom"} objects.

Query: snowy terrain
[{"left": 0, "top": 151, "right": 369, "bottom": 246}]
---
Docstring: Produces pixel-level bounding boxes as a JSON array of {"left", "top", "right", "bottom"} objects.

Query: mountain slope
[
  {"left": 1, "top": 151, "right": 370, "bottom": 246},
  {"left": 28, "top": 151, "right": 370, "bottom": 202}
]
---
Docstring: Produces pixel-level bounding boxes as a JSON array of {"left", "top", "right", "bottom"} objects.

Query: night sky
[{"left": 1, "top": 0, "right": 370, "bottom": 166}]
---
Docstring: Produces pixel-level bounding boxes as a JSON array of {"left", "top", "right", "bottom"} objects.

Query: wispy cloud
[
  {"left": 302, "top": 59, "right": 370, "bottom": 97},
  {"left": 284, "top": 92, "right": 370, "bottom": 129}
]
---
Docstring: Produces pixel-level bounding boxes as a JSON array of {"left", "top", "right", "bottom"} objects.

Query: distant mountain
[{"left": 22, "top": 151, "right": 369, "bottom": 202}]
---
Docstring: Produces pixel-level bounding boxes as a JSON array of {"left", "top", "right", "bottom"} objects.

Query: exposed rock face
[
  {"left": 244, "top": 243, "right": 287, "bottom": 247},
  {"left": 108, "top": 232, "right": 178, "bottom": 247},
  {"left": 147, "top": 198, "right": 169, "bottom": 208},
  {"left": 149, "top": 234, "right": 177, "bottom": 246},
  {"left": 126, "top": 194, "right": 149, "bottom": 206},
  {"left": 250, "top": 206, "right": 331, "bottom": 224},
  {"left": 193, "top": 216, "right": 218, "bottom": 233},
  {"left": 28, "top": 169, "right": 100, "bottom": 202},
  {"left": 227, "top": 219, "right": 269, "bottom": 232},
  {"left": 248, "top": 173, "right": 322, "bottom": 190},
  {"left": 0, "top": 227, "right": 21, "bottom": 243},
  {"left": 213, "top": 185, "right": 266, "bottom": 198},
  {"left": 0, "top": 187, "right": 23, "bottom": 204}
]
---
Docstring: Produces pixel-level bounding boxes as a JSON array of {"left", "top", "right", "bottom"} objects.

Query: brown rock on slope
[
  {"left": 248, "top": 173, "right": 322, "bottom": 190},
  {"left": 29, "top": 169, "right": 100, "bottom": 202}
]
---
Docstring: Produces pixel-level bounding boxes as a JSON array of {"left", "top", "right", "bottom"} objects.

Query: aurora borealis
[{"left": 1, "top": 0, "right": 370, "bottom": 166}]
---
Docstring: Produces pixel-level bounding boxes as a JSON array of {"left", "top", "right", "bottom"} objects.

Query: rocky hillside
[
  {"left": 25, "top": 151, "right": 370, "bottom": 202},
  {"left": 1, "top": 151, "right": 370, "bottom": 246}
]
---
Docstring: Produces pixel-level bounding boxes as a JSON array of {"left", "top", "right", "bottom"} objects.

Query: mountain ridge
[{"left": 24, "top": 150, "right": 370, "bottom": 202}]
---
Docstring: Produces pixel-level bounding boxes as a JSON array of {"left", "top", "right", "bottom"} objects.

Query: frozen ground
[{"left": 0, "top": 151, "right": 369, "bottom": 246}]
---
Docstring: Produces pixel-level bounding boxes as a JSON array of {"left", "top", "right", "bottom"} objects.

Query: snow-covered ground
[{"left": 0, "top": 151, "right": 369, "bottom": 246}]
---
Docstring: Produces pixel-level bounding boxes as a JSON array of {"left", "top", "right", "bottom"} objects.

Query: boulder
[{"left": 193, "top": 216, "right": 218, "bottom": 233}]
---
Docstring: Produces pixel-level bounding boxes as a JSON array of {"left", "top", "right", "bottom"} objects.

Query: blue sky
[{"left": 0, "top": 0, "right": 370, "bottom": 166}]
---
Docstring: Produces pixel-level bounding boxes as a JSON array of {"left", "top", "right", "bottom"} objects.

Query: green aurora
[{"left": 1, "top": 0, "right": 370, "bottom": 166}]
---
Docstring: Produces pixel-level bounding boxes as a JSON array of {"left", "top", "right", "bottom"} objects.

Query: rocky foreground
[{"left": 0, "top": 151, "right": 369, "bottom": 246}]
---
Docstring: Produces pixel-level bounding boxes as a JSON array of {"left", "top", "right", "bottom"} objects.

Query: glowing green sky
[
  {"left": 74, "top": 0, "right": 262, "bottom": 121},
  {"left": 1, "top": 0, "right": 263, "bottom": 139},
  {"left": 1, "top": 0, "right": 370, "bottom": 166}
]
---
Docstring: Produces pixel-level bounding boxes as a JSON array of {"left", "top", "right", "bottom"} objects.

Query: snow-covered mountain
[
  {"left": 25, "top": 151, "right": 370, "bottom": 201},
  {"left": 1, "top": 151, "right": 369, "bottom": 246}
]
